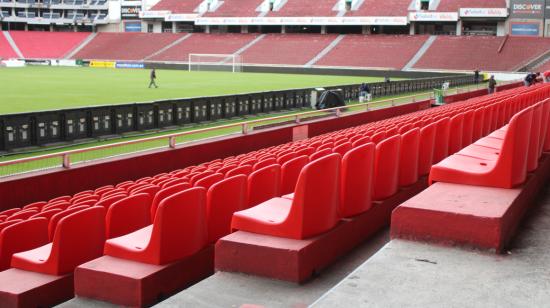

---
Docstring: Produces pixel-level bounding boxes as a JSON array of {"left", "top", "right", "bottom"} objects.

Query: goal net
[{"left": 188, "top": 54, "right": 243, "bottom": 73}]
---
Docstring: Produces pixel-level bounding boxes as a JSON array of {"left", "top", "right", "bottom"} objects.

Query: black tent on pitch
[{"left": 315, "top": 90, "right": 345, "bottom": 110}]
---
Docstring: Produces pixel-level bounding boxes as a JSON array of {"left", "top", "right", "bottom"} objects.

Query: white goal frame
[{"left": 188, "top": 53, "right": 243, "bottom": 73}]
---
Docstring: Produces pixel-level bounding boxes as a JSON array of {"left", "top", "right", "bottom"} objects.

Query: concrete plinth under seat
[
  {"left": 215, "top": 178, "right": 428, "bottom": 283},
  {"left": 391, "top": 154, "right": 550, "bottom": 253},
  {"left": 74, "top": 245, "right": 214, "bottom": 307},
  {"left": 0, "top": 268, "right": 73, "bottom": 308}
]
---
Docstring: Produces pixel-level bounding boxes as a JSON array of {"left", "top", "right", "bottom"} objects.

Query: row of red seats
[
  {"left": 230, "top": 84, "right": 550, "bottom": 239},
  {"left": 0, "top": 84, "right": 546, "bottom": 278}
]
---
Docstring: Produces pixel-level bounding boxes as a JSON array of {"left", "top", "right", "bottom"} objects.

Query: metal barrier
[
  {"left": 0, "top": 75, "right": 476, "bottom": 152},
  {"left": 0, "top": 80, "right": 504, "bottom": 179}
]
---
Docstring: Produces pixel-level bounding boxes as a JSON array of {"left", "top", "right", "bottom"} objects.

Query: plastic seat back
[
  {"left": 194, "top": 173, "right": 224, "bottom": 190},
  {"left": 333, "top": 142, "right": 352, "bottom": 157},
  {"left": 207, "top": 175, "right": 247, "bottom": 243},
  {"left": 277, "top": 152, "right": 296, "bottom": 166},
  {"left": 190, "top": 171, "right": 215, "bottom": 185},
  {"left": 287, "top": 154, "right": 341, "bottom": 238},
  {"left": 48, "top": 207, "right": 106, "bottom": 275},
  {"left": 106, "top": 193, "right": 152, "bottom": 239},
  {"left": 538, "top": 99, "right": 550, "bottom": 153},
  {"left": 309, "top": 148, "right": 332, "bottom": 161},
  {"left": 399, "top": 128, "right": 420, "bottom": 187},
  {"left": 8, "top": 209, "right": 38, "bottom": 221},
  {"left": 225, "top": 165, "right": 253, "bottom": 178},
  {"left": 294, "top": 147, "right": 315, "bottom": 157},
  {"left": 29, "top": 208, "right": 62, "bottom": 221},
  {"left": 252, "top": 158, "right": 276, "bottom": 171},
  {"left": 352, "top": 136, "right": 371, "bottom": 147},
  {"left": 433, "top": 117, "right": 451, "bottom": 164},
  {"left": 131, "top": 184, "right": 161, "bottom": 197},
  {"left": 462, "top": 110, "right": 475, "bottom": 148},
  {"left": 247, "top": 164, "right": 281, "bottom": 208},
  {"left": 0, "top": 218, "right": 49, "bottom": 271},
  {"left": 150, "top": 183, "right": 191, "bottom": 221},
  {"left": 23, "top": 201, "right": 47, "bottom": 211},
  {"left": 48, "top": 205, "right": 89, "bottom": 241},
  {"left": 96, "top": 193, "right": 127, "bottom": 209},
  {"left": 373, "top": 136, "right": 401, "bottom": 201},
  {"left": 280, "top": 155, "right": 309, "bottom": 195},
  {"left": 340, "top": 144, "right": 375, "bottom": 218},
  {"left": 527, "top": 102, "right": 543, "bottom": 172},
  {"left": 448, "top": 113, "right": 464, "bottom": 154}
]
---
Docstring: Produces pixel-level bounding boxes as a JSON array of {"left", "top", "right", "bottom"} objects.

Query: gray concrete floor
[{"left": 312, "top": 185, "right": 550, "bottom": 308}]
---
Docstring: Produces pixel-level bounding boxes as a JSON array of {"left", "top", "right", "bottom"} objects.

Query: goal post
[{"left": 188, "top": 54, "right": 243, "bottom": 73}]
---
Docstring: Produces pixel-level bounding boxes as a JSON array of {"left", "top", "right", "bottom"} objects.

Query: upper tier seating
[
  {"left": 346, "top": 0, "right": 410, "bottom": 16},
  {"left": 315, "top": 35, "right": 428, "bottom": 69},
  {"left": 73, "top": 33, "right": 182, "bottom": 61},
  {"left": 267, "top": 0, "right": 338, "bottom": 17},
  {"left": 435, "top": 0, "right": 506, "bottom": 11},
  {"left": 240, "top": 34, "right": 337, "bottom": 65},
  {"left": 0, "top": 32, "right": 18, "bottom": 59},
  {"left": 203, "top": 0, "right": 263, "bottom": 17},
  {"left": 9, "top": 31, "right": 90, "bottom": 59},
  {"left": 414, "top": 36, "right": 550, "bottom": 71},
  {"left": 150, "top": 33, "right": 258, "bottom": 62},
  {"left": 150, "top": 0, "right": 202, "bottom": 13}
]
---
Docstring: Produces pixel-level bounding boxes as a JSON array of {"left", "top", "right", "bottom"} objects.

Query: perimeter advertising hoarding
[
  {"left": 511, "top": 22, "right": 541, "bottom": 35},
  {"left": 121, "top": 6, "right": 141, "bottom": 19},
  {"left": 510, "top": 0, "right": 545, "bottom": 19}
]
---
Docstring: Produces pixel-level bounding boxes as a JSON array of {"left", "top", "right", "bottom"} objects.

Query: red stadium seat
[
  {"left": 277, "top": 152, "right": 297, "bottom": 166},
  {"left": 309, "top": 148, "right": 332, "bottom": 161},
  {"left": 206, "top": 175, "right": 247, "bottom": 243},
  {"left": 7, "top": 209, "right": 38, "bottom": 221},
  {"left": 48, "top": 205, "right": 89, "bottom": 241},
  {"left": 373, "top": 136, "right": 401, "bottom": 201},
  {"left": 430, "top": 106, "right": 533, "bottom": 188},
  {"left": 48, "top": 196, "right": 71, "bottom": 204},
  {"left": 11, "top": 207, "right": 106, "bottom": 276},
  {"left": 29, "top": 208, "right": 62, "bottom": 221},
  {"left": 333, "top": 142, "right": 352, "bottom": 157},
  {"left": 0, "top": 208, "right": 21, "bottom": 217},
  {"left": 232, "top": 153, "right": 341, "bottom": 239},
  {"left": 150, "top": 183, "right": 191, "bottom": 221},
  {"left": 194, "top": 173, "right": 224, "bottom": 190},
  {"left": 399, "top": 128, "right": 420, "bottom": 187},
  {"left": 22, "top": 201, "right": 47, "bottom": 211},
  {"left": 340, "top": 143, "right": 375, "bottom": 218},
  {"left": 0, "top": 218, "right": 49, "bottom": 271},
  {"left": 462, "top": 109, "right": 475, "bottom": 147},
  {"left": 225, "top": 165, "right": 253, "bottom": 178},
  {"left": 131, "top": 184, "right": 161, "bottom": 198},
  {"left": 526, "top": 102, "right": 543, "bottom": 172},
  {"left": 418, "top": 122, "right": 436, "bottom": 176},
  {"left": 96, "top": 193, "right": 127, "bottom": 209},
  {"left": 433, "top": 117, "right": 451, "bottom": 164},
  {"left": 104, "top": 188, "right": 208, "bottom": 265},
  {"left": 252, "top": 158, "right": 277, "bottom": 171},
  {"left": 448, "top": 113, "right": 464, "bottom": 154},
  {"left": 280, "top": 155, "right": 309, "bottom": 195},
  {"left": 247, "top": 164, "right": 281, "bottom": 208},
  {"left": 106, "top": 193, "right": 152, "bottom": 239}
]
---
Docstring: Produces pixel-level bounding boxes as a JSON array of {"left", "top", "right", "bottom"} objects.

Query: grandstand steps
[
  {"left": 233, "top": 33, "right": 266, "bottom": 56},
  {"left": 144, "top": 33, "right": 193, "bottom": 61},
  {"left": 306, "top": 34, "right": 345, "bottom": 67},
  {"left": 2, "top": 31, "right": 23, "bottom": 58},
  {"left": 520, "top": 48, "right": 550, "bottom": 72},
  {"left": 311, "top": 183, "right": 550, "bottom": 307},
  {"left": 403, "top": 35, "right": 436, "bottom": 71},
  {"left": 64, "top": 32, "right": 97, "bottom": 60}
]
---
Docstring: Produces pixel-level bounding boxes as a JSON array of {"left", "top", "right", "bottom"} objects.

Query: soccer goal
[{"left": 188, "top": 54, "right": 243, "bottom": 73}]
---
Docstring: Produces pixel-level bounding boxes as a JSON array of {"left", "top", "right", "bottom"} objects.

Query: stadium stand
[
  {"left": 72, "top": 32, "right": 182, "bottom": 61},
  {"left": 150, "top": 33, "right": 258, "bottom": 62},
  {"left": 0, "top": 32, "right": 18, "bottom": 59},
  {"left": 315, "top": 35, "right": 429, "bottom": 69},
  {"left": 267, "top": 0, "right": 339, "bottom": 17},
  {"left": 435, "top": 0, "right": 507, "bottom": 11},
  {"left": 150, "top": 0, "right": 202, "bottom": 13},
  {"left": 534, "top": 60, "right": 550, "bottom": 73},
  {"left": 203, "top": 0, "right": 264, "bottom": 17},
  {"left": 413, "top": 36, "right": 550, "bottom": 71},
  {"left": 2, "top": 80, "right": 548, "bottom": 306},
  {"left": 240, "top": 34, "right": 337, "bottom": 65},
  {"left": 346, "top": 0, "right": 410, "bottom": 16},
  {"left": 8, "top": 31, "right": 91, "bottom": 59}
]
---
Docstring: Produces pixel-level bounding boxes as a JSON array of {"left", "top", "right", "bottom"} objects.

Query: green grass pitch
[{"left": 0, "top": 66, "right": 383, "bottom": 115}]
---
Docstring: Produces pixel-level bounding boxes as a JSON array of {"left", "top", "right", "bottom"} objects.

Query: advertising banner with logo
[
  {"left": 408, "top": 12, "right": 459, "bottom": 22},
  {"left": 124, "top": 21, "right": 142, "bottom": 32},
  {"left": 116, "top": 62, "right": 145, "bottom": 69},
  {"left": 511, "top": 22, "right": 541, "bottom": 35},
  {"left": 121, "top": 6, "right": 141, "bottom": 19},
  {"left": 459, "top": 8, "right": 508, "bottom": 18},
  {"left": 139, "top": 10, "right": 170, "bottom": 19},
  {"left": 510, "top": 0, "right": 545, "bottom": 19},
  {"left": 90, "top": 61, "right": 116, "bottom": 68},
  {"left": 195, "top": 16, "right": 408, "bottom": 26},
  {"left": 165, "top": 14, "right": 198, "bottom": 21}
]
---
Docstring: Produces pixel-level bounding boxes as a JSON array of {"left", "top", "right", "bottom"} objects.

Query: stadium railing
[{"left": 0, "top": 80, "right": 516, "bottom": 178}]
